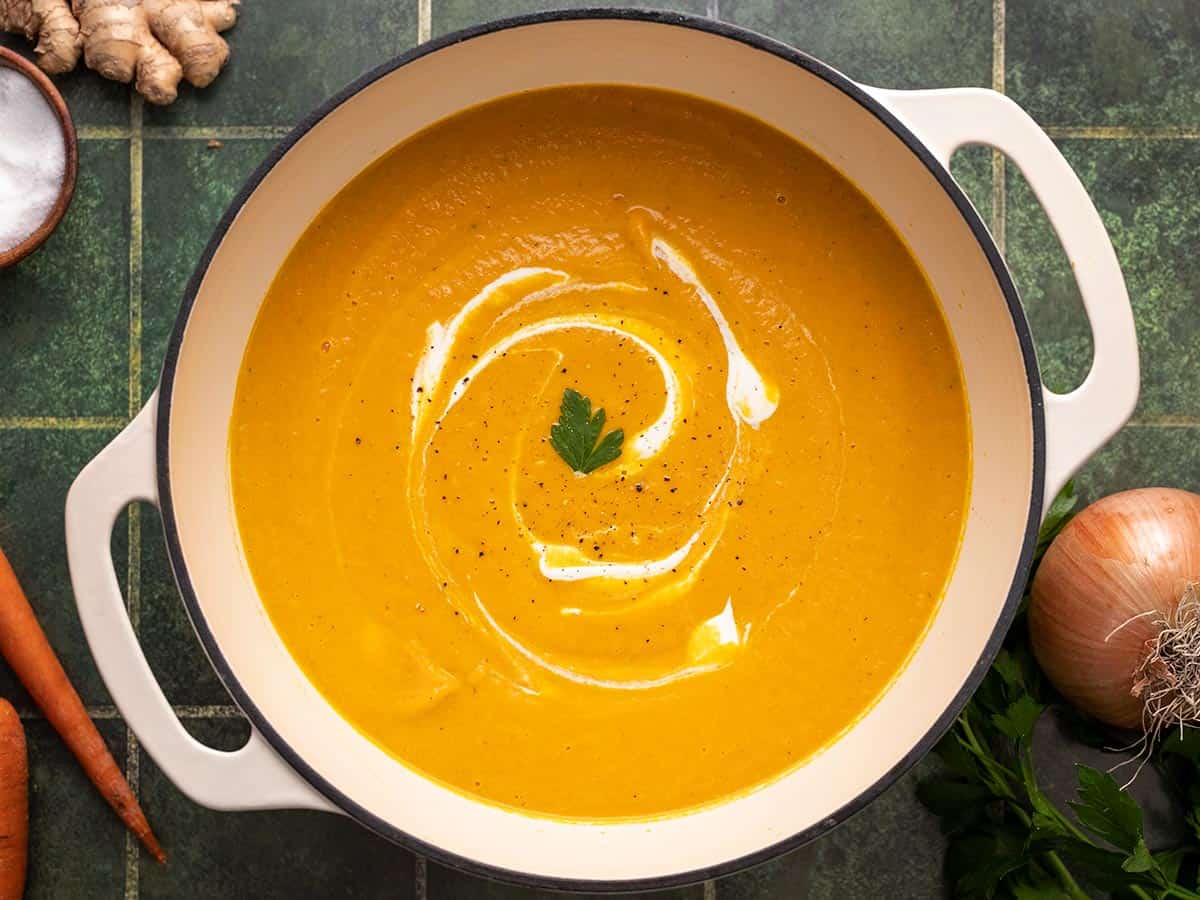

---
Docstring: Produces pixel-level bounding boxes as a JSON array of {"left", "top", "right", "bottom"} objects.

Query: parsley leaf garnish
[{"left": 549, "top": 389, "right": 624, "bottom": 475}]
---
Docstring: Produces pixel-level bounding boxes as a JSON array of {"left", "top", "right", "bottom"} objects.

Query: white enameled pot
[{"left": 63, "top": 11, "right": 1139, "bottom": 892}]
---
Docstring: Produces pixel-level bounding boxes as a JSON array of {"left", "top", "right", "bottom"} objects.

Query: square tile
[
  {"left": 142, "top": 0, "right": 417, "bottom": 128},
  {"left": 24, "top": 717, "right": 127, "bottom": 898},
  {"left": 141, "top": 139, "right": 274, "bottom": 399},
  {"left": 0, "top": 140, "right": 129, "bottom": 418},
  {"left": 0, "top": 34, "right": 132, "bottom": 127},
  {"left": 1005, "top": 139, "right": 1200, "bottom": 415},
  {"left": 432, "top": 0, "right": 709, "bottom": 38},
  {"left": 715, "top": 758, "right": 945, "bottom": 899},
  {"left": 138, "top": 719, "right": 416, "bottom": 900},
  {"left": 140, "top": 505, "right": 235, "bottom": 708},
  {"left": 722, "top": 0, "right": 992, "bottom": 89},
  {"left": 1075, "top": 424, "right": 1200, "bottom": 504},
  {"left": 0, "top": 427, "right": 124, "bottom": 707},
  {"left": 428, "top": 862, "right": 703, "bottom": 899},
  {"left": 1008, "top": 0, "right": 1200, "bottom": 127}
]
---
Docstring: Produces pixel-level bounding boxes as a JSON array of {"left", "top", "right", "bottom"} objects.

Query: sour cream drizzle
[
  {"left": 651, "top": 238, "right": 779, "bottom": 426},
  {"left": 405, "top": 222, "right": 781, "bottom": 689}
]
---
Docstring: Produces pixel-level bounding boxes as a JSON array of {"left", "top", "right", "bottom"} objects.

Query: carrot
[
  {"left": 0, "top": 546, "right": 164, "bottom": 863},
  {"left": 0, "top": 699, "right": 26, "bottom": 900}
]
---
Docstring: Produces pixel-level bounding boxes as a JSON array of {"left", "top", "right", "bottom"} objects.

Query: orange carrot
[
  {"left": 0, "top": 699, "right": 26, "bottom": 900},
  {"left": 0, "top": 546, "right": 164, "bottom": 863}
]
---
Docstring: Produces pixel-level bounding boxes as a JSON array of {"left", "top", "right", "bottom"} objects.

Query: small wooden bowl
[{"left": 0, "top": 46, "right": 78, "bottom": 269}]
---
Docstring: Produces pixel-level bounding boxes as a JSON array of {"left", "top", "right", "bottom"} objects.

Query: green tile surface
[
  {"left": 0, "top": 428, "right": 122, "bottom": 706},
  {"left": 0, "top": 0, "right": 1196, "bottom": 897},
  {"left": 137, "top": 719, "right": 415, "bottom": 900},
  {"left": 140, "top": 506, "right": 232, "bottom": 709},
  {"left": 432, "top": 0, "right": 709, "bottom": 37},
  {"left": 722, "top": 0, "right": 992, "bottom": 88},
  {"left": 0, "top": 140, "right": 129, "bottom": 418},
  {"left": 1004, "top": 157, "right": 1093, "bottom": 396},
  {"left": 141, "top": 139, "right": 274, "bottom": 399},
  {"left": 1008, "top": 139, "right": 1200, "bottom": 413},
  {"left": 25, "top": 718, "right": 127, "bottom": 897},
  {"left": 142, "top": 0, "right": 418, "bottom": 128},
  {"left": 950, "top": 144, "right": 995, "bottom": 226},
  {"left": 1008, "top": 0, "right": 1200, "bottom": 127},
  {"left": 716, "top": 760, "right": 945, "bottom": 898}
]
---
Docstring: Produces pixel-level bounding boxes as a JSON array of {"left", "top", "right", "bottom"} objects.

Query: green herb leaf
[
  {"left": 993, "top": 695, "right": 1045, "bottom": 743},
  {"left": 1155, "top": 847, "right": 1187, "bottom": 883},
  {"left": 992, "top": 649, "right": 1027, "bottom": 693},
  {"left": 1122, "top": 837, "right": 1156, "bottom": 873},
  {"left": 549, "top": 389, "right": 624, "bottom": 474},
  {"left": 1041, "top": 836, "right": 1146, "bottom": 893},
  {"left": 1069, "top": 765, "right": 1144, "bottom": 853},
  {"left": 946, "top": 825, "right": 1031, "bottom": 897},
  {"left": 916, "top": 776, "right": 994, "bottom": 834}
]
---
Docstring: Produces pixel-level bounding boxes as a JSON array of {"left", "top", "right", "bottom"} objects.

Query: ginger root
[
  {"left": 0, "top": 0, "right": 81, "bottom": 74},
  {"left": 3, "top": 0, "right": 237, "bottom": 104}
]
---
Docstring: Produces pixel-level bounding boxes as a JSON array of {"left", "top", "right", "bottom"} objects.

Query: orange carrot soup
[{"left": 229, "top": 85, "right": 971, "bottom": 818}]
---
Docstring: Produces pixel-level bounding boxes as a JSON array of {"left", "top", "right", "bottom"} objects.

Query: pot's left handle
[
  {"left": 865, "top": 87, "right": 1140, "bottom": 514},
  {"left": 65, "top": 397, "right": 336, "bottom": 814}
]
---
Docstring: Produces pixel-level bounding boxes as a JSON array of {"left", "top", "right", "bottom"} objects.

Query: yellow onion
[{"left": 1030, "top": 488, "right": 1200, "bottom": 731}]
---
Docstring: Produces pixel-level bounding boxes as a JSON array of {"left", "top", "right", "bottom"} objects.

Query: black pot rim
[{"left": 155, "top": 7, "right": 1045, "bottom": 893}]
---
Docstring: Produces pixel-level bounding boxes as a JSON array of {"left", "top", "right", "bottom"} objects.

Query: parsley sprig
[
  {"left": 549, "top": 389, "right": 624, "bottom": 475},
  {"left": 921, "top": 483, "right": 1200, "bottom": 899}
]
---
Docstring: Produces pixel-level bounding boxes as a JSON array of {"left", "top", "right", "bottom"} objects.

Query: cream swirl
[{"left": 403, "top": 218, "right": 796, "bottom": 692}]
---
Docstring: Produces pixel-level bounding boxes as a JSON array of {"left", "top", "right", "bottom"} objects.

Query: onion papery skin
[{"left": 1029, "top": 488, "right": 1200, "bottom": 729}]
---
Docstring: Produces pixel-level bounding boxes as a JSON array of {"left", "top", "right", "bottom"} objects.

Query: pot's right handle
[
  {"left": 866, "top": 87, "right": 1140, "bottom": 513},
  {"left": 65, "top": 398, "right": 336, "bottom": 814}
]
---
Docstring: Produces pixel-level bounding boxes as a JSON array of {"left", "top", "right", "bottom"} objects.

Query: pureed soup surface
[{"left": 231, "top": 86, "right": 971, "bottom": 819}]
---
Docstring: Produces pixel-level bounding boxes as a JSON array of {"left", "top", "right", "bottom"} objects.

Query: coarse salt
[{"left": 0, "top": 66, "right": 66, "bottom": 254}]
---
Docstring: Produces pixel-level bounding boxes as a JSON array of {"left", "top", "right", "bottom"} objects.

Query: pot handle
[
  {"left": 865, "top": 87, "right": 1140, "bottom": 513},
  {"left": 65, "top": 397, "right": 336, "bottom": 814}
]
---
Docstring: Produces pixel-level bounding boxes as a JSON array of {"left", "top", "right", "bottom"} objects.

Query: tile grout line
[
  {"left": 0, "top": 416, "right": 127, "bottom": 430},
  {"left": 1045, "top": 125, "right": 1200, "bottom": 139},
  {"left": 79, "top": 125, "right": 293, "bottom": 140},
  {"left": 124, "top": 92, "right": 145, "bottom": 900},
  {"left": 123, "top": 722, "right": 140, "bottom": 900},
  {"left": 128, "top": 99, "right": 145, "bottom": 423},
  {"left": 414, "top": 855, "right": 427, "bottom": 900},
  {"left": 417, "top": 0, "right": 431, "bottom": 44},
  {"left": 990, "top": 0, "right": 1006, "bottom": 253},
  {"left": 145, "top": 125, "right": 292, "bottom": 140},
  {"left": 1126, "top": 417, "right": 1200, "bottom": 428}
]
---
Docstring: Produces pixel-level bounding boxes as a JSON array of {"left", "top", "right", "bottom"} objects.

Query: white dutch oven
[{"left": 63, "top": 11, "right": 1139, "bottom": 892}]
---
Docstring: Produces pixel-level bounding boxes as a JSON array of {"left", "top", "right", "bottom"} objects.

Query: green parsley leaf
[
  {"left": 549, "top": 389, "right": 624, "bottom": 475},
  {"left": 916, "top": 776, "right": 993, "bottom": 834},
  {"left": 1155, "top": 847, "right": 1187, "bottom": 883},
  {"left": 1069, "top": 764, "right": 1144, "bottom": 853},
  {"left": 991, "top": 649, "right": 1027, "bottom": 693},
  {"left": 992, "top": 695, "right": 1045, "bottom": 743},
  {"left": 1122, "top": 837, "right": 1156, "bottom": 874},
  {"left": 946, "top": 825, "right": 1030, "bottom": 897}
]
